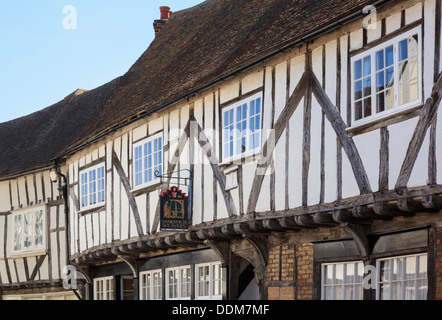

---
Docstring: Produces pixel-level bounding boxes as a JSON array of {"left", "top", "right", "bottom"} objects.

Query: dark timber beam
[
  {"left": 246, "top": 72, "right": 307, "bottom": 214},
  {"left": 112, "top": 151, "right": 144, "bottom": 236},
  {"left": 395, "top": 72, "right": 442, "bottom": 192},
  {"left": 310, "top": 70, "right": 372, "bottom": 195}
]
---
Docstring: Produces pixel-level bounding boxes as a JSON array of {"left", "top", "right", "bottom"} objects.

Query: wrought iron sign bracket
[{"left": 154, "top": 168, "right": 193, "bottom": 187}]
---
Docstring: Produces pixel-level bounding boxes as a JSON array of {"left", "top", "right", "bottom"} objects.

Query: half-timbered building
[{"left": 2, "top": 0, "right": 442, "bottom": 300}]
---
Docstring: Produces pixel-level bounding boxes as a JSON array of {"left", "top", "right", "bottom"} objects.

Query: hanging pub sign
[{"left": 160, "top": 186, "right": 190, "bottom": 231}]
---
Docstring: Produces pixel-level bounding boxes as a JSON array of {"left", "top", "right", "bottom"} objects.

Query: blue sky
[{"left": 0, "top": 1, "right": 203, "bottom": 123}]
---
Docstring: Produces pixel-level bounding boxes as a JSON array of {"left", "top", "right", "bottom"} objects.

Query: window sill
[
  {"left": 131, "top": 181, "right": 163, "bottom": 197},
  {"left": 79, "top": 204, "right": 106, "bottom": 216},
  {"left": 346, "top": 103, "right": 422, "bottom": 137},
  {"left": 219, "top": 150, "right": 262, "bottom": 168},
  {"left": 10, "top": 249, "right": 48, "bottom": 259}
]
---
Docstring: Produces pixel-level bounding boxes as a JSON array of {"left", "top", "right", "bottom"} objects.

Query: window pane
[
  {"left": 363, "top": 56, "right": 371, "bottom": 77},
  {"left": 405, "top": 280, "right": 415, "bottom": 300},
  {"left": 324, "top": 265, "right": 333, "bottom": 285},
  {"left": 376, "top": 50, "right": 384, "bottom": 70},
  {"left": 334, "top": 285, "right": 343, "bottom": 300},
  {"left": 399, "top": 61, "right": 409, "bottom": 82},
  {"left": 335, "top": 264, "right": 343, "bottom": 285},
  {"left": 344, "top": 285, "right": 354, "bottom": 300},
  {"left": 108, "top": 279, "right": 114, "bottom": 300},
  {"left": 391, "top": 282, "right": 401, "bottom": 300},
  {"left": 364, "top": 98, "right": 372, "bottom": 117},
  {"left": 405, "top": 256, "right": 416, "bottom": 280},
  {"left": 24, "top": 213, "right": 32, "bottom": 249},
  {"left": 386, "top": 45, "right": 394, "bottom": 66},
  {"left": 255, "top": 97, "right": 261, "bottom": 114},
  {"left": 354, "top": 80, "right": 362, "bottom": 100},
  {"left": 345, "top": 264, "right": 355, "bottom": 283},
  {"left": 377, "top": 93, "right": 385, "bottom": 113},
  {"left": 355, "top": 101, "right": 363, "bottom": 121},
  {"left": 409, "top": 79, "right": 419, "bottom": 102},
  {"left": 418, "top": 255, "right": 427, "bottom": 279},
  {"left": 399, "top": 39, "right": 408, "bottom": 61},
  {"left": 354, "top": 59, "right": 362, "bottom": 80},
  {"left": 363, "top": 77, "right": 371, "bottom": 97},
  {"left": 34, "top": 210, "right": 43, "bottom": 248},
  {"left": 417, "top": 280, "right": 428, "bottom": 300},
  {"left": 380, "top": 283, "right": 390, "bottom": 300},
  {"left": 223, "top": 111, "right": 229, "bottom": 127},
  {"left": 376, "top": 71, "right": 385, "bottom": 92},
  {"left": 399, "top": 83, "right": 409, "bottom": 105},
  {"left": 409, "top": 56, "right": 418, "bottom": 79},
  {"left": 14, "top": 215, "right": 22, "bottom": 251},
  {"left": 323, "top": 286, "right": 333, "bottom": 300},
  {"left": 386, "top": 88, "right": 395, "bottom": 110},
  {"left": 380, "top": 260, "right": 390, "bottom": 282},
  {"left": 409, "top": 35, "right": 419, "bottom": 57},
  {"left": 356, "top": 263, "right": 364, "bottom": 284},
  {"left": 392, "top": 258, "right": 403, "bottom": 281}
]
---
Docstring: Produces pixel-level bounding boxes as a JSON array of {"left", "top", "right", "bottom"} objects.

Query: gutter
[{"left": 54, "top": 0, "right": 393, "bottom": 161}]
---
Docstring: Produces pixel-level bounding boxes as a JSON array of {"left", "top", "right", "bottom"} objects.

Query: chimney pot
[{"left": 160, "top": 6, "right": 172, "bottom": 20}]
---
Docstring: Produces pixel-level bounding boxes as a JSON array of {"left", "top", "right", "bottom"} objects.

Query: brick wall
[
  {"left": 296, "top": 242, "right": 314, "bottom": 300},
  {"left": 266, "top": 234, "right": 314, "bottom": 300}
]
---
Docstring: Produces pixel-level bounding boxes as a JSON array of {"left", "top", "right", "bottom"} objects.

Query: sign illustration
[{"left": 160, "top": 187, "right": 189, "bottom": 231}]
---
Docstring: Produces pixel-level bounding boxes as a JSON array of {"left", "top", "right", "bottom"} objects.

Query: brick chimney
[{"left": 153, "top": 6, "right": 173, "bottom": 37}]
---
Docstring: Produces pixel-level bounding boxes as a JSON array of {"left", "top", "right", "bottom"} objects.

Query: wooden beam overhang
[{"left": 70, "top": 185, "right": 442, "bottom": 266}]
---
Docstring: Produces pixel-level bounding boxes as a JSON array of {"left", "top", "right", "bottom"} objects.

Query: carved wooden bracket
[
  {"left": 204, "top": 240, "right": 230, "bottom": 268},
  {"left": 72, "top": 265, "right": 92, "bottom": 284},
  {"left": 118, "top": 255, "right": 138, "bottom": 278},
  {"left": 242, "top": 234, "right": 269, "bottom": 269},
  {"left": 341, "top": 223, "right": 370, "bottom": 259}
]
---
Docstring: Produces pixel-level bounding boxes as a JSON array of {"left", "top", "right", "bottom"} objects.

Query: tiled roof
[
  {"left": 0, "top": 79, "right": 120, "bottom": 177},
  {"left": 0, "top": 0, "right": 381, "bottom": 177}
]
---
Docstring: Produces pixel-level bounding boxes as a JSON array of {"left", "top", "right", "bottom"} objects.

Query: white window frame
[
  {"left": 376, "top": 253, "right": 427, "bottom": 300},
  {"left": 94, "top": 276, "right": 114, "bottom": 300},
  {"left": 321, "top": 261, "right": 364, "bottom": 300},
  {"left": 133, "top": 132, "right": 163, "bottom": 190},
  {"left": 79, "top": 163, "right": 106, "bottom": 211},
  {"left": 350, "top": 26, "right": 422, "bottom": 128},
  {"left": 139, "top": 269, "right": 163, "bottom": 300},
  {"left": 195, "top": 262, "right": 223, "bottom": 300},
  {"left": 2, "top": 292, "right": 77, "bottom": 300},
  {"left": 165, "top": 265, "right": 192, "bottom": 300},
  {"left": 221, "top": 92, "right": 263, "bottom": 163},
  {"left": 11, "top": 205, "right": 47, "bottom": 257}
]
